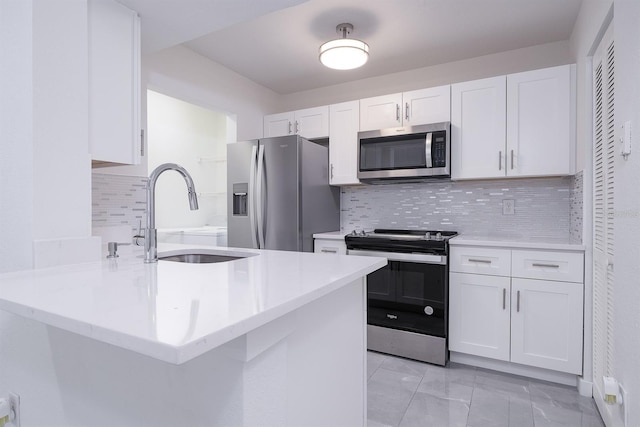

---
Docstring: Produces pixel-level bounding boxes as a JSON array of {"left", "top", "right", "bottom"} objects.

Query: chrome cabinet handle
[
  {"left": 468, "top": 258, "right": 491, "bottom": 264},
  {"left": 396, "top": 104, "right": 400, "bottom": 121},
  {"left": 502, "top": 288, "right": 506, "bottom": 310},
  {"left": 511, "top": 149, "right": 514, "bottom": 170},
  {"left": 532, "top": 263, "right": 560, "bottom": 268},
  {"left": 517, "top": 290, "right": 521, "bottom": 312},
  {"left": 288, "top": 121, "right": 292, "bottom": 134},
  {"left": 405, "top": 102, "right": 409, "bottom": 121},
  {"left": 330, "top": 163, "right": 334, "bottom": 180},
  {"left": 499, "top": 151, "right": 502, "bottom": 171},
  {"left": 294, "top": 120, "right": 299, "bottom": 134},
  {"left": 321, "top": 248, "right": 338, "bottom": 253}
]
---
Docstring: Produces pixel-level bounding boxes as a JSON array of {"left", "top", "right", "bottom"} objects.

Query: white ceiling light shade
[{"left": 319, "top": 23, "right": 369, "bottom": 70}]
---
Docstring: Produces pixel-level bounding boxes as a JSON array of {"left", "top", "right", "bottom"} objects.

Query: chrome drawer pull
[
  {"left": 468, "top": 258, "right": 491, "bottom": 264},
  {"left": 502, "top": 288, "right": 506, "bottom": 310},
  {"left": 517, "top": 290, "right": 521, "bottom": 312},
  {"left": 321, "top": 248, "right": 338, "bottom": 253},
  {"left": 532, "top": 263, "right": 560, "bottom": 268}
]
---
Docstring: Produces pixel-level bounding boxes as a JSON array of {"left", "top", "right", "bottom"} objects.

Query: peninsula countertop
[{"left": 0, "top": 244, "right": 386, "bottom": 364}]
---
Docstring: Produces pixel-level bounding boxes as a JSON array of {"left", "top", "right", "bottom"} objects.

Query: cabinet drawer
[
  {"left": 314, "top": 239, "right": 347, "bottom": 255},
  {"left": 450, "top": 246, "right": 511, "bottom": 276},
  {"left": 511, "top": 250, "right": 584, "bottom": 283}
]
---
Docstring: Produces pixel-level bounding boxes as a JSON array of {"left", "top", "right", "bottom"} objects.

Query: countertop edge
[{"left": 449, "top": 236, "right": 585, "bottom": 251}]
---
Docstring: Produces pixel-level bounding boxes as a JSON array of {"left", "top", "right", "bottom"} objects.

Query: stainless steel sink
[
  {"left": 157, "top": 249, "right": 258, "bottom": 264},
  {"left": 158, "top": 253, "right": 243, "bottom": 264}
]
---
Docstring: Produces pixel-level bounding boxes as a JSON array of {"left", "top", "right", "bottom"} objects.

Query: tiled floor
[{"left": 367, "top": 351, "right": 605, "bottom": 427}]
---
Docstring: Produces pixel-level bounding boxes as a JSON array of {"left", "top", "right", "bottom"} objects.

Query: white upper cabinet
[
  {"left": 452, "top": 65, "right": 574, "bottom": 180},
  {"left": 403, "top": 86, "right": 451, "bottom": 126},
  {"left": 264, "top": 111, "right": 295, "bottom": 137},
  {"left": 359, "top": 85, "right": 451, "bottom": 131},
  {"left": 451, "top": 76, "right": 507, "bottom": 180},
  {"left": 263, "top": 106, "right": 329, "bottom": 139},
  {"left": 359, "top": 93, "right": 403, "bottom": 131},
  {"left": 329, "top": 101, "right": 360, "bottom": 186},
  {"left": 506, "top": 65, "right": 574, "bottom": 177},
  {"left": 89, "top": 0, "right": 141, "bottom": 165}
]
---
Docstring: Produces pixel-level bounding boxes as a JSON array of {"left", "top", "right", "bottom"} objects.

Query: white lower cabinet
[
  {"left": 449, "top": 245, "right": 584, "bottom": 375},
  {"left": 510, "top": 278, "right": 584, "bottom": 374},
  {"left": 314, "top": 238, "right": 347, "bottom": 255},
  {"left": 449, "top": 272, "right": 511, "bottom": 361}
]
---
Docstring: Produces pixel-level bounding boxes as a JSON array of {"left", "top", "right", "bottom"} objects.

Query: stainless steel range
[{"left": 345, "top": 229, "right": 458, "bottom": 366}]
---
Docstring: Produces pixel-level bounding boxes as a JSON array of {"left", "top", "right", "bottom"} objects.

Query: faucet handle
[{"left": 133, "top": 220, "right": 145, "bottom": 246}]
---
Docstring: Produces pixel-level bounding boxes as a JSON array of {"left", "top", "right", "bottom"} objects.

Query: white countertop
[
  {"left": 450, "top": 235, "right": 585, "bottom": 251},
  {"left": 312, "top": 231, "right": 348, "bottom": 240},
  {"left": 0, "top": 244, "right": 385, "bottom": 365}
]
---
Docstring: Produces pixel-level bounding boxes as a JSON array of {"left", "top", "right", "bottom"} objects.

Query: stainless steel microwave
[{"left": 357, "top": 122, "right": 450, "bottom": 183}]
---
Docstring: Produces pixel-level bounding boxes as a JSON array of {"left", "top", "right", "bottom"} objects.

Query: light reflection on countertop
[{"left": 0, "top": 243, "right": 386, "bottom": 364}]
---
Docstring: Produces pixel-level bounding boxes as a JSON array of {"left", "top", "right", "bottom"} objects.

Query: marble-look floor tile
[
  {"left": 368, "top": 350, "right": 386, "bottom": 379},
  {"left": 368, "top": 368, "right": 422, "bottom": 427},
  {"left": 474, "top": 368, "right": 531, "bottom": 400},
  {"left": 529, "top": 380, "right": 599, "bottom": 416},
  {"left": 467, "top": 387, "right": 534, "bottom": 427},
  {"left": 379, "top": 354, "right": 432, "bottom": 377},
  {"left": 425, "top": 362, "right": 477, "bottom": 388},
  {"left": 399, "top": 391, "right": 470, "bottom": 427},
  {"left": 532, "top": 401, "right": 585, "bottom": 426},
  {"left": 417, "top": 374, "right": 474, "bottom": 403},
  {"left": 581, "top": 413, "right": 606, "bottom": 427}
]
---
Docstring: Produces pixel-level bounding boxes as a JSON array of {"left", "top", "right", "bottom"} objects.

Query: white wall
[
  {"left": 145, "top": 45, "right": 280, "bottom": 143},
  {"left": 612, "top": 1, "right": 640, "bottom": 425},
  {"left": 147, "top": 90, "right": 228, "bottom": 227},
  {"left": 569, "top": 0, "right": 614, "bottom": 173},
  {"left": 279, "top": 40, "right": 573, "bottom": 111}
]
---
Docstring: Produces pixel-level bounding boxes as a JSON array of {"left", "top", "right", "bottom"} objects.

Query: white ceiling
[{"left": 120, "top": 0, "right": 583, "bottom": 95}]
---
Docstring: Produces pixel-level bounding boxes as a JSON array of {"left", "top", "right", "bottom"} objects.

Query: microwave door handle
[{"left": 425, "top": 132, "right": 433, "bottom": 168}]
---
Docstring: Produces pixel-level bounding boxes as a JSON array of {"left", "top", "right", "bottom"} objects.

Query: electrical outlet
[
  {"left": 502, "top": 199, "right": 515, "bottom": 215},
  {"left": 8, "top": 393, "right": 19, "bottom": 427}
]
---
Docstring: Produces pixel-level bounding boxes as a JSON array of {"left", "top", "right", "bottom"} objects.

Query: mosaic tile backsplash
[
  {"left": 569, "top": 171, "right": 583, "bottom": 243},
  {"left": 92, "top": 173, "right": 147, "bottom": 230},
  {"left": 341, "top": 176, "right": 581, "bottom": 241},
  {"left": 92, "top": 172, "right": 583, "bottom": 244}
]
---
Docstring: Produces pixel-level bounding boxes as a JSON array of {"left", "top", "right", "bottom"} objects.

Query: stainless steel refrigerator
[{"left": 227, "top": 135, "right": 340, "bottom": 252}]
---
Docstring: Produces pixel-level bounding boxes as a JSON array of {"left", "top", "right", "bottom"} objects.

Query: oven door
[{"left": 347, "top": 249, "right": 447, "bottom": 337}]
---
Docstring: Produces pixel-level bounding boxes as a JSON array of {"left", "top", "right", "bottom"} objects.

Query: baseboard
[{"left": 450, "top": 351, "right": 579, "bottom": 387}]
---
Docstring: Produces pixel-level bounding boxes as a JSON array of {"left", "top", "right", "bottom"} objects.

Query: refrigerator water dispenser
[{"left": 232, "top": 183, "right": 248, "bottom": 216}]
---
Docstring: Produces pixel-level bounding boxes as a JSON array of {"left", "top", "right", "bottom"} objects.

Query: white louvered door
[{"left": 592, "top": 23, "right": 615, "bottom": 411}]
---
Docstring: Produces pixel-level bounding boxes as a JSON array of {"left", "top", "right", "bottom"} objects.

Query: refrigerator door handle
[
  {"left": 256, "top": 144, "right": 266, "bottom": 249},
  {"left": 248, "top": 145, "right": 259, "bottom": 249}
]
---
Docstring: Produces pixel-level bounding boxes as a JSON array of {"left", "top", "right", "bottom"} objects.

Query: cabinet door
[
  {"left": 264, "top": 111, "right": 295, "bottom": 137},
  {"left": 451, "top": 76, "right": 506, "bottom": 180},
  {"left": 403, "top": 85, "right": 451, "bottom": 126},
  {"left": 359, "top": 93, "right": 403, "bottom": 131},
  {"left": 329, "top": 101, "right": 360, "bottom": 185},
  {"left": 510, "top": 278, "right": 583, "bottom": 374},
  {"left": 449, "top": 272, "right": 511, "bottom": 361},
  {"left": 295, "top": 106, "right": 329, "bottom": 139},
  {"left": 507, "top": 65, "right": 573, "bottom": 177},
  {"left": 89, "top": 0, "right": 140, "bottom": 165}
]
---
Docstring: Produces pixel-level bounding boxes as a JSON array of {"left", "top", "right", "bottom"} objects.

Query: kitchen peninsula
[{"left": 0, "top": 244, "right": 385, "bottom": 426}]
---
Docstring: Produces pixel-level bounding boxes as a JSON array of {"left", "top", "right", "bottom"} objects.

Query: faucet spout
[{"left": 142, "top": 163, "right": 199, "bottom": 263}]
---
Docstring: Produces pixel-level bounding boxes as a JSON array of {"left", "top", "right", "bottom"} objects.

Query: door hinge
[{"left": 140, "top": 129, "right": 145, "bottom": 156}]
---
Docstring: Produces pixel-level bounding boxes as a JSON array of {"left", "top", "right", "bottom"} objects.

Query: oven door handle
[{"left": 347, "top": 249, "right": 446, "bottom": 265}]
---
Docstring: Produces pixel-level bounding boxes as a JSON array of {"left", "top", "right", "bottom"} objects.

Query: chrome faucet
[{"left": 137, "top": 163, "right": 199, "bottom": 263}]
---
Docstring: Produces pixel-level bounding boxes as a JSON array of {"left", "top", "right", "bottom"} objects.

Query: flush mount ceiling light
[{"left": 319, "top": 23, "right": 369, "bottom": 70}]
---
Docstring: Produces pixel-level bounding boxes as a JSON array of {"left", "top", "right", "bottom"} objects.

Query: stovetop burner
[{"left": 345, "top": 229, "right": 458, "bottom": 254}]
